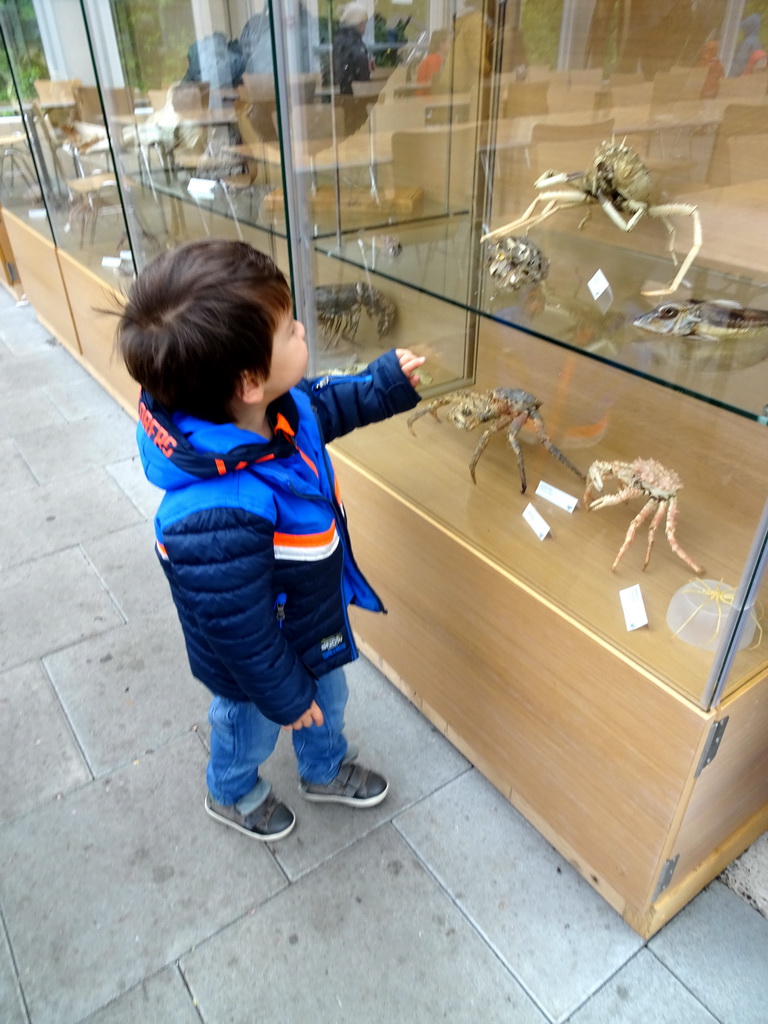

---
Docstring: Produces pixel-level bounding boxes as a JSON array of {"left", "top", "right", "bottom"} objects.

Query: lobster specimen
[
  {"left": 584, "top": 458, "right": 704, "bottom": 574},
  {"left": 407, "top": 387, "right": 585, "bottom": 493},
  {"left": 314, "top": 282, "right": 396, "bottom": 349},
  {"left": 482, "top": 140, "right": 702, "bottom": 298}
]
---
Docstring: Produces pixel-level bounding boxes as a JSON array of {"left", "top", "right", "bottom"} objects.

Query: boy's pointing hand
[{"left": 396, "top": 349, "right": 426, "bottom": 387}]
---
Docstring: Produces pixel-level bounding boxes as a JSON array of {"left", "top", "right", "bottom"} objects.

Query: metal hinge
[
  {"left": 653, "top": 854, "right": 680, "bottom": 902},
  {"left": 694, "top": 717, "right": 729, "bottom": 778}
]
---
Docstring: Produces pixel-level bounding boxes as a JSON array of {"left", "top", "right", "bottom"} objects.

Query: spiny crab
[
  {"left": 584, "top": 457, "right": 704, "bottom": 574},
  {"left": 407, "top": 387, "right": 585, "bottom": 493},
  {"left": 481, "top": 140, "right": 702, "bottom": 297}
]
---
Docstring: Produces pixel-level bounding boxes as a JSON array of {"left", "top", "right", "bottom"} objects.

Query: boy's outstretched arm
[{"left": 305, "top": 347, "right": 425, "bottom": 442}]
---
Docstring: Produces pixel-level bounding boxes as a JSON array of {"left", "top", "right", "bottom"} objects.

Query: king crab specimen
[
  {"left": 481, "top": 140, "right": 702, "bottom": 298},
  {"left": 584, "top": 457, "right": 704, "bottom": 574},
  {"left": 407, "top": 387, "right": 585, "bottom": 493}
]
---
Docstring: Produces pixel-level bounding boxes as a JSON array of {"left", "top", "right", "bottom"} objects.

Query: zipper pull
[{"left": 274, "top": 593, "right": 287, "bottom": 628}]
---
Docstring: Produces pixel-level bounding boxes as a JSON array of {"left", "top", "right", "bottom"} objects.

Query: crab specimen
[
  {"left": 481, "top": 140, "right": 702, "bottom": 297},
  {"left": 484, "top": 234, "right": 550, "bottom": 294},
  {"left": 315, "top": 282, "right": 396, "bottom": 350},
  {"left": 407, "top": 387, "right": 585, "bottom": 493},
  {"left": 584, "top": 457, "right": 704, "bottom": 574}
]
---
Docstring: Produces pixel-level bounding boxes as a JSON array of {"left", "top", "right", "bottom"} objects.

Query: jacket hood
[
  {"left": 137, "top": 389, "right": 300, "bottom": 491},
  {"left": 741, "top": 14, "right": 761, "bottom": 34}
]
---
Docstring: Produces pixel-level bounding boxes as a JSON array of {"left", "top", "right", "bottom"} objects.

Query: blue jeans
[{"left": 206, "top": 667, "right": 349, "bottom": 805}]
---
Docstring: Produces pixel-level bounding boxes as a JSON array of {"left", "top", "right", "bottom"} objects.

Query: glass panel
[
  {"left": 1, "top": 1, "right": 131, "bottom": 280},
  {"left": 89, "top": 0, "right": 287, "bottom": 273},
  {"left": 0, "top": 4, "right": 53, "bottom": 241},
  {"left": 278, "top": 0, "right": 768, "bottom": 708}
]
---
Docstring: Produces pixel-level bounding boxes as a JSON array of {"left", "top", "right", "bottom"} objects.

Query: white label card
[
  {"left": 28, "top": 208, "right": 47, "bottom": 219},
  {"left": 522, "top": 502, "right": 551, "bottom": 540},
  {"left": 588, "top": 268, "right": 614, "bottom": 313},
  {"left": 619, "top": 584, "right": 649, "bottom": 631},
  {"left": 101, "top": 256, "right": 122, "bottom": 268},
  {"left": 187, "top": 178, "right": 215, "bottom": 197},
  {"left": 535, "top": 480, "right": 578, "bottom": 513},
  {"left": 588, "top": 268, "right": 610, "bottom": 299}
]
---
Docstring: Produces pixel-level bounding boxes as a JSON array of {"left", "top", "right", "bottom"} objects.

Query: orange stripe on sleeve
[{"left": 273, "top": 521, "right": 336, "bottom": 548}]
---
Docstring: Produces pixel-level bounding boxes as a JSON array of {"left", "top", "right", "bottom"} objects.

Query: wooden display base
[
  {"left": 335, "top": 453, "right": 768, "bottom": 938},
  {"left": 2, "top": 210, "right": 80, "bottom": 355},
  {"left": 326, "top": 308, "right": 768, "bottom": 938}
]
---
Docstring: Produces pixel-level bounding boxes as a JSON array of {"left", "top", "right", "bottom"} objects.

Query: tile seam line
[{"left": 392, "top": 819, "right": 557, "bottom": 1023}]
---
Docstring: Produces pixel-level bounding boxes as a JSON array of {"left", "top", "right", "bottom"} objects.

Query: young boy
[{"left": 117, "top": 239, "right": 424, "bottom": 842}]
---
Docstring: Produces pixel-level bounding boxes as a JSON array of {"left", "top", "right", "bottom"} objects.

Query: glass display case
[{"left": 2, "top": 0, "right": 768, "bottom": 938}]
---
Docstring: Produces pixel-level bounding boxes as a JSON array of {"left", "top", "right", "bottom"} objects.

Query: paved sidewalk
[{"left": 1, "top": 285, "right": 767, "bottom": 1024}]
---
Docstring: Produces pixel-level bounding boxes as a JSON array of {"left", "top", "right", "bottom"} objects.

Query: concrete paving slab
[
  {"left": 264, "top": 657, "right": 470, "bottom": 880},
  {"left": 566, "top": 949, "right": 718, "bottom": 1023},
  {"left": 44, "top": 612, "right": 210, "bottom": 775},
  {"left": 2, "top": 439, "right": 39, "bottom": 494},
  {"left": 43, "top": 373, "right": 126, "bottom": 422},
  {"left": 0, "top": 390, "right": 64, "bottom": 442},
  {"left": 0, "top": 922, "right": 27, "bottom": 1024},
  {"left": 81, "top": 522, "right": 174, "bottom": 622},
  {"left": 0, "top": 547, "right": 125, "bottom": 673},
  {"left": 105, "top": 456, "right": 163, "bottom": 520},
  {"left": 395, "top": 771, "right": 643, "bottom": 1023},
  {"left": 0, "top": 735, "right": 288, "bottom": 1024},
  {"left": 649, "top": 880, "right": 768, "bottom": 1024},
  {"left": 12, "top": 413, "right": 137, "bottom": 483},
  {"left": 79, "top": 967, "right": 201, "bottom": 1024},
  {"left": 0, "top": 343, "right": 91, "bottom": 398},
  {"left": 0, "top": 306, "right": 54, "bottom": 354},
  {"left": 0, "top": 307, "right": 54, "bottom": 356},
  {"left": 721, "top": 832, "right": 768, "bottom": 919},
  {"left": 182, "top": 823, "right": 547, "bottom": 1024},
  {"left": 0, "top": 661, "right": 90, "bottom": 824},
  {"left": 0, "top": 470, "right": 143, "bottom": 569}
]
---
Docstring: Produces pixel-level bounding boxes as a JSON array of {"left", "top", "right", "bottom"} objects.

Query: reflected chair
[
  {"left": 706, "top": 103, "right": 768, "bottom": 187},
  {"left": 651, "top": 66, "right": 708, "bottom": 105},
  {"left": 0, "top": 131, "right": 36, "bottom": 195},
  {"left": 34, "top": 79, "right": 81, "bottom": 107},
  {"left": 716, "top": 76, "right": 768, "bottom": 102},
  {"left": 351, "top": 79, "right": 388, "bottom": 101},
  {"left": 33, "top": 79, "right": 81, "bottom": 188},
  {"left": 528, "top": 118, "right": 615, "bottom": 181},
  {"left": 606, "top": 81, "right": 653, "bottom": 108},
  {"left": 549, "top": 69, "right": 603, "bottom": 87},
  {"left": 65, "top": 172, "right": 121, "bottom": 247},
  {"left": 170, "top": 81, "right": 211, "bottom": 112},
  {"left": 270, "top": 103, "right": 347, "bottom": 192},
  {"left": 241, "top": 73, "right": 276, "bottom": 101},
  {"left": 608, "top": 72, "right": 645, "bottom": 87},
  {"left": 390, "top": 123, "right": 481, "bottom": 279},
  {"left": 73, "top": 85, "right": 105, "bottom": 125},
  {"left": 725, "top": 132, "right": 768, "bottom": 185},
  {"left": 290, "top": 72, "right": 321, "bottom": 105},
  {"left": 503, "top": 79, "right": 550, "bottom": 119},
  {"left": 546, "top": 83, "right": 599, "bottom": 116}
]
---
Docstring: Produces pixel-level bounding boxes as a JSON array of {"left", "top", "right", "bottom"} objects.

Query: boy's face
[{"left": 263, "top": 312, "right": 308, "bottom": 403}]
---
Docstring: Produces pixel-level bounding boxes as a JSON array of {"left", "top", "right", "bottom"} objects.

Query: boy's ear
[{"left": 237, "top": 370, "right": 265, "bottom": 405}]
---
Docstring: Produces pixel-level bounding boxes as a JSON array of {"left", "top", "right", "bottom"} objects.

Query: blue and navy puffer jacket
[{"left": 137, "top": 350, "right": 420, "bottom": 726}]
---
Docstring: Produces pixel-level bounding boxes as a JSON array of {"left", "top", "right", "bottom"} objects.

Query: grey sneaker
[
  {"left": 205, "top": 792, "right": 295, "bottom": 841},
  {"left": 299, "top": 761, "right": 389, "bottom": 807}
]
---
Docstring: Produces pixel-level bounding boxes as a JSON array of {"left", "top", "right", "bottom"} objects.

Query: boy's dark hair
[{"left": 117, "top": 240, "right": 293, "bottom": 422}]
